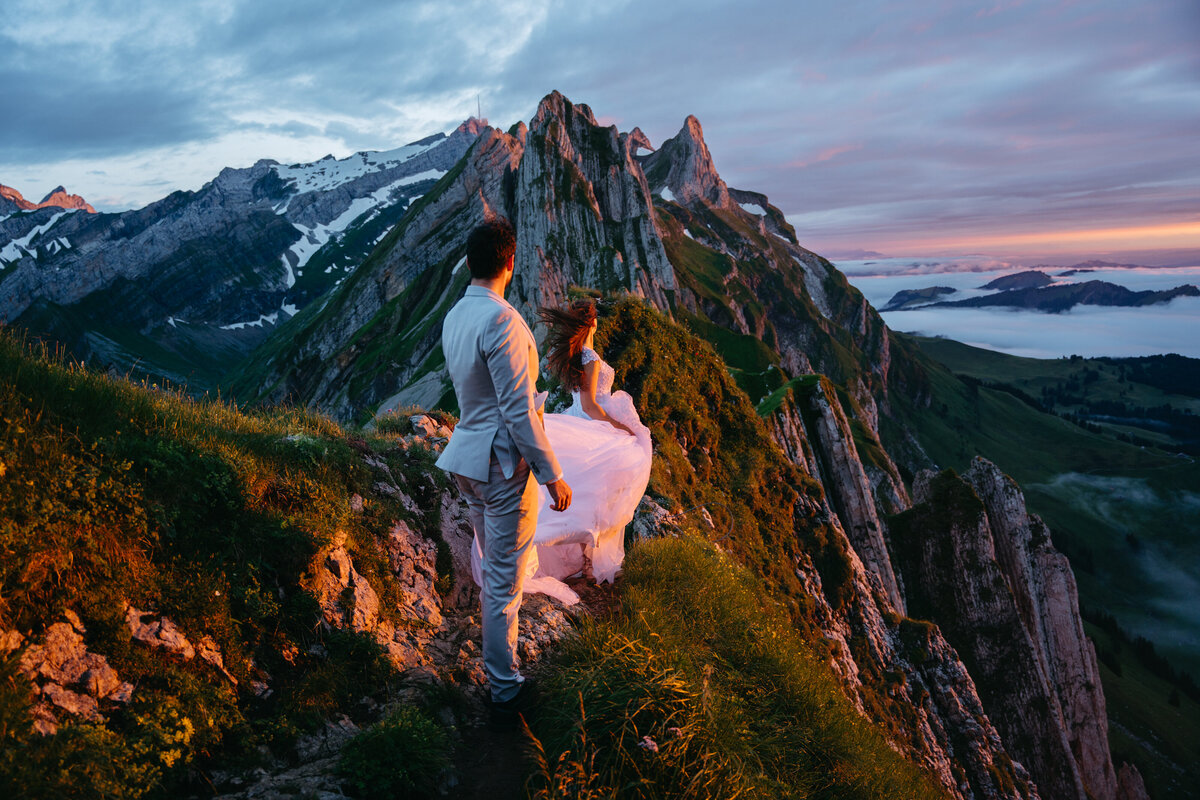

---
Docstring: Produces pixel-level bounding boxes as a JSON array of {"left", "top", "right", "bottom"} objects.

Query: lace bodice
[{"left": 581, "top": 346, "right": 615, "bottom": 397}]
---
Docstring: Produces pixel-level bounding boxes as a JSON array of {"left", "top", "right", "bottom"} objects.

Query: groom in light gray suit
[{"left": 436, "top": 219, "right": 572, "bottom": 715}]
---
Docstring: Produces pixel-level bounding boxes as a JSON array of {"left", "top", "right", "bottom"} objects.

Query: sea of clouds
[{"left": 838, "top": 257, "right": 1200, "bottom": 359}]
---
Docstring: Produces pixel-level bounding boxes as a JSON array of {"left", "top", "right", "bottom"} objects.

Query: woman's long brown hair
[{"left": 539, "top": 300, "right": 598, "bottom": 392}]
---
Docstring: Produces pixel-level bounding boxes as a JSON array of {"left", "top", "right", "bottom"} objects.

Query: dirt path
[{"left": 445, "top": 578, "right": 619, "bottom": 799}]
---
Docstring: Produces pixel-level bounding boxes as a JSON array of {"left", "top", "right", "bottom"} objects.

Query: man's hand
[{"left": 547, "top": 478, "right": 572, "bottom": 512}]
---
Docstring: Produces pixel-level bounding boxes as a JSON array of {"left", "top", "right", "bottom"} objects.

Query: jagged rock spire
[{"left": 642, "top": 114, "right": 731, "bottom": 207}]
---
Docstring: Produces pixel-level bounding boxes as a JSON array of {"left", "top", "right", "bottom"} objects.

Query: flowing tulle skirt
[{"left": 470, "top": 390, "right": 652, "bottom": 605}]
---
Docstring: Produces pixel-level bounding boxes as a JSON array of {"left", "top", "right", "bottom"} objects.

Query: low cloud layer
[
  {"left": 849, "top": 265, "right": 1200, "bottom": 358},
  {"left": 2, "top": 0, "right": 1197, "bottom": 257}
]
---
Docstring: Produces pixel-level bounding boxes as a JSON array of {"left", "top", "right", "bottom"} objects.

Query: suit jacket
[{"left": 435, "top": 285, "right": 563, "bottom": 485}]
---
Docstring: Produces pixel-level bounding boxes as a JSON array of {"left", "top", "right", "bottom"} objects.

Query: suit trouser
[{"left": 454, "top": 455, "right": 538, "bottom": 703}]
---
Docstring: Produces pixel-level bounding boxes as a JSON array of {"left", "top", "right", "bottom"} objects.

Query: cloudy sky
[{"left": 3, "top": 0, "right": 1198, "bottom": 262}]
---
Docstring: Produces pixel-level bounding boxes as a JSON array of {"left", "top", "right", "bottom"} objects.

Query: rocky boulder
[{"left": 4, "top": 611, "right": 134, "bottom": 735}]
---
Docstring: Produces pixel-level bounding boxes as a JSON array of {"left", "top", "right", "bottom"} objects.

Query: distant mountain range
[
  {"left": 932, "top": 280, "right": 1199, "bottom": 312},
  {"left": 979, "top": 270, "right": 1054, "bottom": 291},
  {"left": 881, "top": 265, "right": 1198, "bottom": 314},
  {"left": 0, "top": 183, "right": 95, "bottom": 214},
  {"left": 0, "top": 121, "right": 482, "bottom": 388}
]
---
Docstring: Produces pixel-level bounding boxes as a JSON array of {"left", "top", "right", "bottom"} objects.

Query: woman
[{"left": 471, "top": 299, "right": 652, "bottom": 605}]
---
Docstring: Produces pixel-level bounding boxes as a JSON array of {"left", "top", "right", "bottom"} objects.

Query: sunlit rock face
[
  {"left": 510, "top": 91, "right": 676, "bottom": 320},
  {"left": 0, "top": 183, "right": 95, "bottom": 214}
]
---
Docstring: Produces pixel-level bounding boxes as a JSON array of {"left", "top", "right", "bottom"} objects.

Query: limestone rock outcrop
[
  {"left": 4, "top": 611, "right": 134, "bottom": 735},
  {"left": 890, "top": 460, "right": 1132, "bottom": 800},
  {"left": 511, "top": 91, "right": 676, "bottom": 320},
  {"left": 963, "top": 458, "right": 1120, "bottom": 800}
]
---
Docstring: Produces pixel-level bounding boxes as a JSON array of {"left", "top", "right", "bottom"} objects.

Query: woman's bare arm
[{"left": 579, "top": 360, "right": 635, "bottom": 435}]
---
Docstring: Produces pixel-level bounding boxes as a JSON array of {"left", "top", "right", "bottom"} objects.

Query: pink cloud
[{"left": 790, "top": 144, "right": 862, "bottom": 168}]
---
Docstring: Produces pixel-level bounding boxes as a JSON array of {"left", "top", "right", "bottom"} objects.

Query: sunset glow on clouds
[
  {"left": 2, "top": 0, "right": 1197, "bottom": 262},
  {"left": 866, "top": 222, "right": 1200, "bottom": 258}
]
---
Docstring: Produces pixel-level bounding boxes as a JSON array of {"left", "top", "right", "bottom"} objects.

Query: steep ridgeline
[
  {"left": 889, "top": 459, "right": 1141, "bottom": 800},
  {"left": 640, "top": 114, "right": 892, "bottom": 413},
  {"left": 227, "top": 93, "right": 681, "bottom": 421},
  {"left": 0, "top": 122, "right": 480, "bottom": 389},
  {"left": 229, "top": 91, "right": 894, "bottom": 447}
]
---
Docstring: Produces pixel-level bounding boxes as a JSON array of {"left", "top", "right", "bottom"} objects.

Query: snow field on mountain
[
  {"left": 284, "top": 170, "right": 446, "bottom": 273},
  {"left": 0, "top": 211, "right": 71, "bottom": 263},
  {"left": 271, "top": 139, "right": 442, "bottom": 194}
]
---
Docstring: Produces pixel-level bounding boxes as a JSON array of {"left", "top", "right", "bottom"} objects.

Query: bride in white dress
[{"left": 469, "top": 300, "right": 653, "bottom": 605}]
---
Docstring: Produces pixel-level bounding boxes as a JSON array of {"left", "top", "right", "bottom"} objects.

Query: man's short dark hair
[{"left": 467, "top": 219, "right": 516, "bottom": 280}]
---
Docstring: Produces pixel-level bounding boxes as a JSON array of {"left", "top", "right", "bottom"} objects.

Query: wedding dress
[{"left": 470, "top": 347, "right": 653, "bottom": 605}]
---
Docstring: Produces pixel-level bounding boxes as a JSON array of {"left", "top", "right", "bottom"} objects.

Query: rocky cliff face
[
  {"left": 510, "top": 92, "right": 676, "bottom": 318},
  {"left": 763, "top": 376, "right": 906, "bottom": 612},
  {"left": 888, "top": 459, "right": 1145, "bottom": 800},
  {"left": 228, "top": 123, "right": 526, "bottom": 419}
]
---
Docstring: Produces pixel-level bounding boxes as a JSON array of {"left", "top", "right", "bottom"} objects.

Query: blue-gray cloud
[{"left": 2, "top": 0, "right": 1197, "bottom": 255}]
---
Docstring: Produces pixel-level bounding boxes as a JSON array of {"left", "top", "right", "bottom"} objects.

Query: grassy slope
[
  {"left": 530, "top": 535, "right": 945, "bottom": 800},
  {"left": 913, "top": 335, "right": 1200, "bottom": 443},
  {"left": 526, "top": 299, "right": 950, "bottom": 799},
  {"left": 0, "top": 329, "right": 455, "bottom": 798},
  {"left": 3, "top": 305, "right": 955, "bottom": 798},
  {"left": 1086, "top": 620, "right": 1200, "bottom": 799}
]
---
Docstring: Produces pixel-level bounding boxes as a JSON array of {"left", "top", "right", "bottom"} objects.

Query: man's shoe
[{"left": 489, "top": 678, "right": 539, "bottom": 729}]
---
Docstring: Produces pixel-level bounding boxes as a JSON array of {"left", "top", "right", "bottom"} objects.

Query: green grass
[
  {"left": 528, "top": 534, "right": 949, "bottom": 800},
  {"left": 911, "top": 335, "right": 1200, "bottom": 448},
  {"left": 678, "top": 311, "right": 784, "bottom": 404},
  {"left": 596, "top": 299, "right": 844, "bottom": 617},
  {"left": 1085, "top": 620, "right": 1200, "bottom": 800},
  {"left": 0, "top": 329, "right": 457, "bottom": 797}
]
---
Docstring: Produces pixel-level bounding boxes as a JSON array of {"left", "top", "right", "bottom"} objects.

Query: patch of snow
[
  {"left": 0, "top": 211, "right": 67, "bottom": 262},
  {"left": 395, "top": 168, "right": 445, "bottom": 187},
  {"left": 659, "top": 186, "right": 675, "bottom": 203},
  {"left": 283, "top": 172, "right": 444, "bottom": 270},
  {"left": 273, "top": 140, "right": 444, "bottom": 195},
  {"left": 220, "top": 312, "right": 279, "bottom": 331},
  {"left": 683, "top": 229, "right": 695, "bottom": 240},
  {"left": 452, "top": 255, "right": 467, "bottom": 274},
  {"left": 281, "top": 303, "right": 298, "bottom": 317},
  {"left": 739, "top": 202, "right": 765, "bottom": 216},
  {"left": 280, "top": 254, "right": 295, "bottom": 288},
  {"left": 793, "top": 254, "right": 834, "bottom": 319}
]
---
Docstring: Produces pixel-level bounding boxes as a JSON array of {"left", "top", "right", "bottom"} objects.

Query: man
[{"left": 435, "top": 219, "right": 572, "bottom": 723}]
